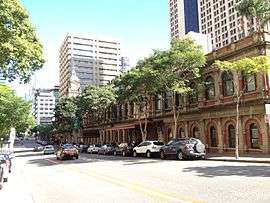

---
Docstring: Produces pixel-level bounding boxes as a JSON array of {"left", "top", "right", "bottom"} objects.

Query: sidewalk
[{"left": 206, "top": 153, "right": 270, "bottom": 164}]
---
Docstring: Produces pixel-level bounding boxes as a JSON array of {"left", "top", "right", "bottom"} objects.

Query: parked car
[
  {"left": 133, "top": 141, "right": 164, "bottom": 158},
  {"left": 113, "top": 142, "right": 136, "bottom": 157},
  {"left": 79, "top": 144, "right": 89, "bottom": 153},
  {"left": 41, "top": 141, "right": 48, "bottom": 146},
  {"left": 159, "top": 138, "right": 206, "bottom": 160},
  {"left": 0, "top": 154, "right": 11, "bottom": 187},
  {"left": 87, "top": 144, "right": 102, "bottom": 154},
  {"left": 98, "top": 144, "right": 116, "bottom": 155},
  {"left": 33, "top": 144, "right": 44, "bottom": 152},
  {"left": 43, "top": 145, "right": 55, "bottom": 155},
  {"left": 56, "top": 144, "right": 79, "bottom": 160}
]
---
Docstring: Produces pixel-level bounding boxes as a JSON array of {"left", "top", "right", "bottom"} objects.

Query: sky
[{"left": 12, "top": 0, "right": 170, "bottom": 97}]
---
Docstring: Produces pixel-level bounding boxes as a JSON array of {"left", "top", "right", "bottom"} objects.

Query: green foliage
[
  {"left": 0, "top": 84, "right": 34, "bottom": 138},
  {"left": 0, "top": 0, "right": 44, "bottom": 82},
  {"left": 236, "top": 0, "right": 270, "bottom": 32},
  {"left": 79, "top": 85, "right": 116, "bottom": 123},
  {"left": 215, "top": 56, "right": 270, "bottom": 74}
]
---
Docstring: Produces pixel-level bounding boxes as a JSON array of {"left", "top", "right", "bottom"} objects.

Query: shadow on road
[
  {"left": 183, "top": 165, "right": 270, "bottom": 178},
  {"left": 16, "top": 152, "right": 44, "bottom": 158}
]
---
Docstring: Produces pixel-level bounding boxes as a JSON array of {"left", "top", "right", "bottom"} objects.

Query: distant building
[
  {"left": 184, "top": 31, "right": 212, "bottom": 54},
  {"left": 59, "top": 33, "right": 122, "bottom": 97},
  {"left": 32, "top": 86, "right": 59, "bottom": 125},
  {"left": 169, "top": 0, "right": 200, "bottom": 39},
  {"left": 120, "top": 57, "right": 130, "bottom": 72}
]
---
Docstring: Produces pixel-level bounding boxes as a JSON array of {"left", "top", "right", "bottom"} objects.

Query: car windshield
[
  {"left": 95, "top": 144, "right": 101, "bottom": 147},
  {"left": 63, "top": 144, "right": 75, "bottom": 149},
  {"left": 153, "top": 141, "right": 164, "bottom": 145}
]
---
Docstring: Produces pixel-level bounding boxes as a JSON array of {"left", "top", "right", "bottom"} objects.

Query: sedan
[
  {"left": 113, "top": 143, "right": 135, "bottom": 157},
  {"left": 87, "top": 144, "right": 102, "bottom": 154},
  {"left": 98, "top": 144, "right": 115, "bottom": 155},
  {"left": 56, "top": 144, "right": 79, "bottom": 160},
  {"left": 43, "top": 145, "right": 55, "bottom": 155},
  {"left": 159, "top": 138, "right": 206, "bottom": 160}
]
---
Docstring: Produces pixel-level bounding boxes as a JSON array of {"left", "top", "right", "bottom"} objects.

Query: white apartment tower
[
  {"left": 32, "top": 87, "right": 59, "bottom": 125},
  {"left": 59, "top": 34, "right": 121, "bottom": 97}
]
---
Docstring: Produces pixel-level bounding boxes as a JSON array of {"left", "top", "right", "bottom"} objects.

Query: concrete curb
[{"left": 206, "top": 158, "right": 270, "bottom": 164}]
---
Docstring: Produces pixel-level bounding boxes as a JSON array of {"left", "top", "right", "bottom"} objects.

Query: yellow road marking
[{"left": 44, "top": 158, "right": 204, "bottom": 203}]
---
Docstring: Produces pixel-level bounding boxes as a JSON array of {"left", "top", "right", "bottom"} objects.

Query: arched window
[
  {"left": 179, "top": 128, "right": 185, "bottom": 138},
  {"left": 192, "top": 127, "right": 200, "bottom": 139},
  {"left": 250, "top": 123, "right": 259, "bottom": 149},
  {"left": 189, "top": 83, "right": 198, "bottom": 103},
  {"left": 205, "top": 76, "right": 215, "bottom": 100},
  {"left": 243, "top": 74, "right": 256, "bottom": 92},
  {"left": 228, "top": 124, "right": 235, "bottom": 148},
  {"left": 222, "top": 72, "right": 234, "bottom": 96},
  {"left": 210, "top": 126, "right": 217, "bottom": 147}
]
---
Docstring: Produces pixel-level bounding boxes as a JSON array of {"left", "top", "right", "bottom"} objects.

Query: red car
[{"left": 56, "top": 144, "right": 79, "bottom": 160}]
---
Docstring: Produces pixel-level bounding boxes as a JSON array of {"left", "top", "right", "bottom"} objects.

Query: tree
[
  {"left": 0, "top": 0, "right": 44, "bottom": 82},
  {"left": 150, "top": 38, "right": 206, "bottom": 138},
  {"left": 32, "top": 124, "right": 54, "bottom": 141},
  {"left": 215, "top": 56, "right": 270, "bottom": 159},
  {"left": 0, "top": 84, "right": 35, "bottom": 139},
  {"left": 236, "top": 0, "right": 270, "bottom": 35},
  {"left": 79, "top": 85, "right": 116, "bottom": 131},
  {"left": 114, "top": 65, "right": 161, "bottom": 141}
]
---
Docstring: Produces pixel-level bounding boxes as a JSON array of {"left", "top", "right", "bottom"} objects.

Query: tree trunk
[{"left": 235, "top": 96, "right": 240, "bottom": 159}]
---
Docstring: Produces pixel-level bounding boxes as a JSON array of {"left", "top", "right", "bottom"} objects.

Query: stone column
[
  {"left": 238, "top": 116, "right": 244, "bottom": 153},
  {"left": 217, "top": 118, "right": 224, "bottom": 153},
  {"left": 260, "top": 116, "right": 269, "bottom": 153},
  {"left": 184, "top": 121, "right": 188, "bottom": 138}
]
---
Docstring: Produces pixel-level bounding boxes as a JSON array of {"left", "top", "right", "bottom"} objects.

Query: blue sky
[{"left": 14, "top": 0, "right": 170, "bottom": 96}]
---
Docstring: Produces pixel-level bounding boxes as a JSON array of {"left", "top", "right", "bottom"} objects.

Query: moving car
[
  {"left": 56, "top": 144, "right": 79, "bottom": 160},
  {"left": 159, "top": 138, "right": 206, "bottom": 160},
  {"left": 87, "top": 144, "right": 101, "bottom": 154},
  {"left": 133, "top": 141, "right": 164, "bottom": 158},
  {"left": 98, "top": 144, "right": 115, "bottom": 155},
  {"left": 113, "top": 142, "right": 136, "bottom": 157},
  {"left": 43, "top": 145, "right": 55, "bottom": 155}
]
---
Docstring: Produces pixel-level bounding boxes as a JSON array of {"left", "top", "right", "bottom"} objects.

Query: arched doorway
[
  {"left": 192, "top": 127, "right": 200, "bottom": 139},
  {"left": 249, "top": 123, "right": 259, "bottom": 149},
  {"left": 179, "top": 128, "right": 185, "bottom": 138}
]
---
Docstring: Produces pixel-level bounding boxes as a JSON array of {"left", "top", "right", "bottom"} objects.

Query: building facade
[
  {"left": 169, "top": 0, "right": 200, "bottom": 39},
  {"left": 80, "top": 33, "right": 270, "bottom": 155},
  {"left": 33, "top": 86, "right": 59, "bottom": 125},
  {"left": 59, "top": 33, "right": 122, "bottom": 97}
]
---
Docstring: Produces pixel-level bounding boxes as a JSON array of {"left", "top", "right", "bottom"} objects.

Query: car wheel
[
  {"left": 113, "top": 151, "right": 117, "bottom": 156},
  {"left": 76, "top": 155, "right": 79, "bottom": 159},
  {"left": 200, "top": 155, "right": 206, "bottom": 160},
  {"left": 122, "top": 151, "right": 126, "bottom": 157},
  {"left": 56, "top": 156, "right": 59, "bottom": 160},
  {"left": 3, "top": 178, "right": 8, "bottom": 183},
  {"left": 160, "top": 150, "right": 166, "bottom": 160},
  {"left": 146, "top": 150, "right": 151, "bottom": 158},
  {"left": 133, "top": 151, "right": 137, "bottom": 157},
  {"left": 177, "top": 151, "right": 183, "bottom": 160}
]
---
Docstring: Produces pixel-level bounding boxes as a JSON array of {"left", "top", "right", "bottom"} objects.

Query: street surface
[{"left": 1, "top": 140, "right": 270, "bottom": 203}]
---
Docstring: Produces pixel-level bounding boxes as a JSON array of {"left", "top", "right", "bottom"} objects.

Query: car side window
[{"left": 138, "top": 142, "right": 145, "bottom": 147}]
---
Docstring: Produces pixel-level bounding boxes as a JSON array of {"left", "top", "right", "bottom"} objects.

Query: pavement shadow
[
  {"left": 16, "top": 152, "right": 44, "bottom": 158},
  {"left": 183, "top": 165, "right": 270, "bottom": 178}
]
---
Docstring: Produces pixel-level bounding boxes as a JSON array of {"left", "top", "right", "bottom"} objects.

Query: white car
[
  {"left": 43, "top": 145, "right": 55, "bottom": 155},
  {"left": 133, "top": 141, "right": 165, "bottom": 158},
  {"left": 87, "top": 144, "right": 101, "bottom": 154}
]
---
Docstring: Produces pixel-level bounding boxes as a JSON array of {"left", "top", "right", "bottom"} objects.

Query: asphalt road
[{"left": 1, "top": 141, "right": 270, "bottom": 203}]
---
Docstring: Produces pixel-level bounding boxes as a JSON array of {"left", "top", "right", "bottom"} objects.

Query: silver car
[{"left": 43, "top": 145, "right": 55, "bottom": 155}]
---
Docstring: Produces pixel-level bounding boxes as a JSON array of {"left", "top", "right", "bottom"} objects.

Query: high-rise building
[
  {"left": 169, "top": 0, "right": 200, "bottom": 39},
  {"left": 170, "top": 0, "right": 270, "bottom": 50},
  {"left": 32, "top": 86, "right": 59, "bottom": 125},
  {"left": 120, "top": 57, "right": 130, "bottom": 72},
  {"left": 59, "top": 33, "right": 121, "bottom": 97}
]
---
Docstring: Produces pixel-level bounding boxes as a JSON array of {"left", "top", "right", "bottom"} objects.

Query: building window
[
  {"left": 179, "top": 128, "right": 185, "bottom": 138},
  {"left": 243, "top": 74, "right": 256, "bottom": 92},
  {"left": 250, "top": 123, "right": 259, "bottom": 149},
  {"left": 205, "top": 76, "right": 215, "bottom": 100},
  {"left": 189, "top": 83, "right": 198, "bottom": 103},
  {"left": 155, "top": 94, "right": 162, "bottom": 111},
  {"left": 175, "top": 93, "right": 183, "bottom": 107},
  {"left": 222, "top": 72, "right": 234, "bottom": 96},
  {"left": 210, "top": 126, "right": 217, "bottom": 147},
  {"left": 228, "top": 124, "right": 235, "bottom": 148},
  {"left": 164, "top": 92, "right": 172, "bottom": 110}
]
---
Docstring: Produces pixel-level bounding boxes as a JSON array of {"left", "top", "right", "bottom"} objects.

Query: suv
[
  {"left": 113, "top": 142, "right": 136, "bottom": 157},
  {"left": 133, "top": 141, "right": 164, "bottom": 158},
  {"left": 98, "top": 144, "right": 116, "bottom": 155},
  {"left": 160, "top": 138, "right": 206, "bottom": 160},
  {"left": 56, "top": 144, "right": 79, "bottom": 160}
]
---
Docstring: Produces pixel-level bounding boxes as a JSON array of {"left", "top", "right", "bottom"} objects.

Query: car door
[
  {"left": 136, "top": 142, "right": 145, "bottom": 153},
  {"left": 141, "top": 142, "right": 150, "bottom": 153}
]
